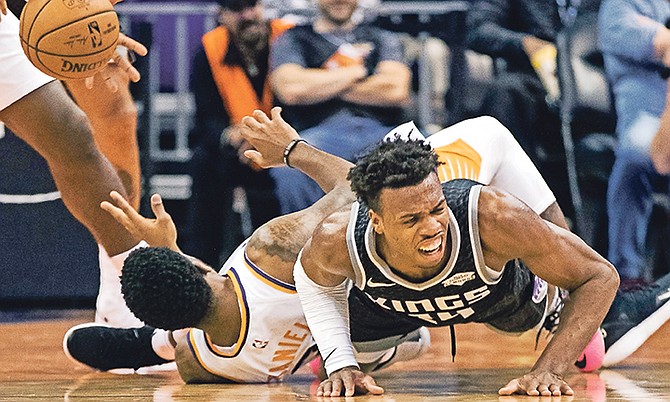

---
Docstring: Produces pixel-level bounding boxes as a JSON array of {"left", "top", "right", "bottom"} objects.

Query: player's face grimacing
[{"left": 371, "top": 173, "right": 450, "bottom": 276}]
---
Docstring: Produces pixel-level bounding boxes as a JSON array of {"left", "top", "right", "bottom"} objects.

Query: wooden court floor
[{"left": 1, "top": 310, "right": 669, "bottom": 401}]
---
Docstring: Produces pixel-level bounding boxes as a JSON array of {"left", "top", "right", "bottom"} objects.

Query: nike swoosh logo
[
  {"left": 657, "top": 288, "right": 670, "bottom": 304},
  {"left": 575, "top": 355, "right": 587, "bottom": 369},
  {"left": 366, "top": 278, "right": 396, "bottom": 288}
]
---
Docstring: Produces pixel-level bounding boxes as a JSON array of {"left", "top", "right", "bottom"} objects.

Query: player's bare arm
[
  {"left": 174, "top": 333, "right": 236, "bottom": 384},
  {"left": 297, "top": 212, "right": 383, "bottom": 397},
  {"left": 476, "top": 186, "right": 618, "bottom": 396}
]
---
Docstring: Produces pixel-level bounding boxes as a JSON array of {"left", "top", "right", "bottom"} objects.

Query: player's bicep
[{"left": 478, "top": 187, "right": 610, "bottom": 291}]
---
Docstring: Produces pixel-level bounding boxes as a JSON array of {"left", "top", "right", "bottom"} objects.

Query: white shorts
[
  {"left": 384, "top": 117, "right": 556, "bottom": 215},
  {"left": 0, "top": 12, "right": 54, "bottom": 112},
  {"left": 426, "top": 116, "right": 556, "bottom": 215}
]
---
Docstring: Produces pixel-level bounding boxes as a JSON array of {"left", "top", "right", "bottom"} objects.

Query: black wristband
[{"left": 283, "top": 138, "right": 308, "bottom": 168}]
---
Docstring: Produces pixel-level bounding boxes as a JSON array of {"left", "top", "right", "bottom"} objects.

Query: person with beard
[
  {"left": 268, "top": 0, "right": 411, "bottom": 214},
  {"left": 183, "top": 0, "right": 292, "bottom": 266}
]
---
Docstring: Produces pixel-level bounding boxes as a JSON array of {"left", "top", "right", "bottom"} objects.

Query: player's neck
[{"left": 201, "top": 278, "right": 242, "bottom": 346}]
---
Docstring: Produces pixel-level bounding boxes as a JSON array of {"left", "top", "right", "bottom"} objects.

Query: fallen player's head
[
  {"left": 348, "top": 137, "right": 439, "bottom": 211},
  {"left": 121, "top": 247, "right": 213, "bottom": 330}
]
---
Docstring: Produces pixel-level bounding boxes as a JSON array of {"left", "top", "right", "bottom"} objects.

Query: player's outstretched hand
[
  {"left": 83, "top": 33, "right": 148, "bottom": 92},
  {"left": 101, "top": 191, "right": 179, "bottom": 251},
  {"left": 316, "top": 367, "right": 384, "bottom": 397},
  {"left": 240, "top": 107, "right": 301, "bottom": 168},
  {"left": 499, "top": 371, "right": 573, "bottom": 397}
]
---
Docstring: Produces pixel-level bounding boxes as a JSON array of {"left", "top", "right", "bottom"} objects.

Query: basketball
[{"left": 19, "top": 0, "right": 120, "bottom": 80}]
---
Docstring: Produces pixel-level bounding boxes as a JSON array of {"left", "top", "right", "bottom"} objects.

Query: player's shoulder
[{"left": 305, "top": 209, "right": 350, "bottom": 261}]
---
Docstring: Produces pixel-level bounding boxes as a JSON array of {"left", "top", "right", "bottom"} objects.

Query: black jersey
[{"left": 346, "top": 179, "right": 545, "bottom": 329}]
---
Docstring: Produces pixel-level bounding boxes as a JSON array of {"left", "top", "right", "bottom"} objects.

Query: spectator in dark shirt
[{"left": 184, "top": 0, "right": 292, "bottom": 266}]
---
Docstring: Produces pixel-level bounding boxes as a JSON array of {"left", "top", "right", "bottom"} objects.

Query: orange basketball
[{"left": 19, "top": 0, "right": 120, "bottom": 80}]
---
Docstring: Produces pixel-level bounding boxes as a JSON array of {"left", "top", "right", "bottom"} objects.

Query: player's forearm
[
  {"left": 272, "top": 64, "right": 366, "bottom": 105},
  {"left": 294, "top": 254, "right": 358, "bottom": 376},
  {"left": 286, "top": 141, "right": 354, "bottom": 194},
  {"left": 533, "top": 270, "right": 617, "bottom": 375}
]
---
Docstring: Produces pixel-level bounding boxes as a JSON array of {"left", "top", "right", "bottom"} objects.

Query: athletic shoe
[
  {"left": 574, "top": 328, "right": 606, "bottom": 372},
  {"left": 371, "top": 326, "right": 431, "bottom": 372},
  {"left": 63, "top": 323, "right": 170, "bottom": 371},
  {"left": 602, "top": 273, "right": 670, "bottom": 367}
]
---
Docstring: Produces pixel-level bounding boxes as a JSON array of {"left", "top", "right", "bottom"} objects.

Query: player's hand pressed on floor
[
  {"left": 317, "top": 367, "right": 384, "bottom": 397},
  {"left": 100, "top": 191, "right": 179, "bottom": 251},
  {"left": 499, "top": 371, "right": 574, "bottom": 396}
]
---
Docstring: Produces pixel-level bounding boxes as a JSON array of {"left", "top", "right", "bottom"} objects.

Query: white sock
[{"left": 151, "top": 329, "right": 176, "bottom": 361}]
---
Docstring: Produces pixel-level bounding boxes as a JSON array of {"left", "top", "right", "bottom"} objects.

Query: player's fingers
[
  {"left": 361, "top": 376, "right": 384, "bottom": 395},
  {"left": 548, "top": 383, "right": 562, "bottom": 396},
  {"left": 330, "top": 379, "right": 343, "bottom": 397},
  {"left": 100, "top": 201, "right": 134, "bottom": 230},
  {"left": 241, "top": 115, "right": 262, "bottom": 130},
  {"left": 252, "top": 109, "right": 271, "bottom": 124},
  {"left": 537, "top": 384, "right": 551, "bottom": 397},
  {"left": 108, "top": 191, "right": 145, "bottom": 223},
  {"left": 319, "top": 381, "right": 331, "bottom": 397},
  {"left": 342, "top": 375, "right": 356, "bottom": 397},
  {"left": 560, "top": 383, "right": 574, "bottom": 396},
  {"left": 150, "top": 193, "right": 170, "bottom": 220},
  {"left": 243, "top": 149, "right": 262, "bottom": 164},
  {"left": 111, "top": 51, "right": 140, "bottom": 83},
  {"left": 117, "top": 33, "right": 148, "bottom": 57},
  {"left": 270, "top": 106, "right": 283, "bottom": 121},
  {"left": 498, "top": 379, "right": 522, "bottom": 396}
]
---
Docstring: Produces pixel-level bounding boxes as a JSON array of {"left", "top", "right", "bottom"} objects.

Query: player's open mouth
[{"left": 418, "top": 238, "right": 443, "bottom": 255}]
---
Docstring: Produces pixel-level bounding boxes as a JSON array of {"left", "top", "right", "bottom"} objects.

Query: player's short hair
[
  {"left": 121, "top": 247, "right": 213, "bottom": 330},
  {"left": 347, "top": 137, "right": 439, "bottom": 211}
]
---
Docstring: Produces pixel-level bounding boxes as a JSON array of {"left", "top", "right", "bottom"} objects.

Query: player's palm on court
[
  {"left": 499, "top": 371, "right": 573, "bottom": 397},
  {"left": 101, "top": 191, "right": 179, "bottom": 251}
]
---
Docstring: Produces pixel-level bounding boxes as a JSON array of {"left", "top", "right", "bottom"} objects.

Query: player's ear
[{"left": 369, "top": 210, "right": 383, "bottom": 234}]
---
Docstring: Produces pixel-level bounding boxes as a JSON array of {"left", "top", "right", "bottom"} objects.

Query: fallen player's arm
[
  {"left": 477, "top": 186, "right": 618, "bottom": 396},
  {"left": 241, "top": 107, "right": 354, "bottom": 193},
  {"left": 174, "top": 335, "right": 232, "bottom": 384}
]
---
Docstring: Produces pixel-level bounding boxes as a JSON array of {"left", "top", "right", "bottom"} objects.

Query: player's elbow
[{"left": 595, "top": 259, "right": 620, "bottom": 299}]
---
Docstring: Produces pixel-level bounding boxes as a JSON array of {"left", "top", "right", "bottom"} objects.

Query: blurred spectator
[
  {"left": 269, "top": 0, "right": 411, "bottom": 214},
  {"left": 466, "top": 0, "right": 562, "bottom": 166},
  {"left": 599, "top": 0, "right": 670, "bottom": 286},
  {"left": 651, "top": 80, "right": 670, "bottom": 174},
  {"left": 183, "top": 0, "right": 292, "bottom": 266}
]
